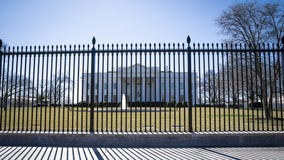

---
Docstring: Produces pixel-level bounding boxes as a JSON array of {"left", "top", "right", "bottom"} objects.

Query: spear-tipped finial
[
  {"left": 92, "top": 36, "right": 96, "bottom": 46},
  {"left": 187, "top": 35, "right": 191, "bottom": 44}
]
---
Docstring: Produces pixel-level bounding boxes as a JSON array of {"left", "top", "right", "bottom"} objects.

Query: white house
[{"left": 82, "top": 64, "right": 196, "bottom": 105}]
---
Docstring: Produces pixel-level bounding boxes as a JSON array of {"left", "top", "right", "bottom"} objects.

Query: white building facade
[{"left": 82, "top": 64, "right": 196, "bottom": 105}]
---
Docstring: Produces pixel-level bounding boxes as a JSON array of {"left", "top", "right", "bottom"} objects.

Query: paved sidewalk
[{"left": 0, "top": 146, "right": 283, "bottom": 160}]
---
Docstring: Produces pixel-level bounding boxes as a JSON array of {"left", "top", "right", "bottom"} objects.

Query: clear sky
[{"left": 0, "top": 0, "right": 279, "bottom": 47}]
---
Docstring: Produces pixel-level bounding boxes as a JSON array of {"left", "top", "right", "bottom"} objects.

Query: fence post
[
  {"left": 187, "top": 36, "right": 193, "bottom": 132},
  {"left": 0, "top": 39, "right": 2, "bottom": 130},
  {"left": 90, "top": 37, "right": 96, "bottom": 132},
  {"left": 0, "top": 39, "right": 2, "bottom": 87},
  {"left": 281, "top": 36, "right": 284, "bottom": 92}
]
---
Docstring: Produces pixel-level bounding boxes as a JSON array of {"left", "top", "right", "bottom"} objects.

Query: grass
[
  {"left": 192, "top": 107, "right": 283, "bottom": 131},
  {"left": 1, "top": 106, "right": 283, "bottom": 132}
]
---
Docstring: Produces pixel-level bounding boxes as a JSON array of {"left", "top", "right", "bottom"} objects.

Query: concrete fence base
[{"left": 0, "top": 132, "right": 284, "bottom": 147}]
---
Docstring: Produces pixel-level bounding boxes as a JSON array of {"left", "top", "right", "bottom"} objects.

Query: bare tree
[
  {"left": 48, "top": 75, "right": 73, "bottom": 105},
  {"left": 216, "top": 0, "right": 284, "bottom": 118},
  {"left": 0, "top": 73, "right": 33, "bottom": 110},
  {"left": 216, "top": 1, "right": 284, "bottom": 44},
  {"left": 34, "top": 80, "right": 49, "bottom": 105},
  {"left": 202, "top": 62, "right": 244, "bottom": 107},
  {"left": 201, "top": 70, "right": 221, "bottom": 105}
]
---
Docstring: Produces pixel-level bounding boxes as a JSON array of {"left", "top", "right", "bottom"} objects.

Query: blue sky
[{"left": 0, "top": 0, "right": 278, "bottom": 46}]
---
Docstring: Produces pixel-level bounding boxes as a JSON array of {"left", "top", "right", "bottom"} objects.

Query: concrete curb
[{"left": 1, "top": 132, "right": 284, "bottom": 147}]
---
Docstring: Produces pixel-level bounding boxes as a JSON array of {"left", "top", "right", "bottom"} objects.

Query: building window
[
  {"left": 87, "top": 95, "right": 89, "bottom": 102},
  {"left": 162, "top": 95, "right": 166, "bottom": 102},
  {"left": 161, "top": 83, "right": 165, "bottom": 91},
  {"left": 104, "top": 83, "right": 107, "bottom": 89},
  {"left": 104, "top": 95, "right": 108, "bottom": 102},
  {"left": 113, "top": 83, "right": 117, "bottom": 90},
  {"left": 127, "top": 83, "right": 131, "bottom": 89},
  {"left": 136, "top": 91, "right": 141, "bottom": 101},
  {"left": 136, "top": 83, "right": 141, "bottom": 101},
  {"left": 180, "top": 82, "right": 184, "bottom": 89},
  {"left": 171, "top": 82, "right": 174, "bottom": 90},
  {"left": 171, "top": 96, "right": 175, "bottom": 102},
  {"left": 180, "top": 95, "right": 185, "bottom": 102}
]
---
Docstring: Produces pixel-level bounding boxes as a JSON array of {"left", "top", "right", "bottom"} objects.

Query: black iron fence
[{"left": 0, "top": 36, "right": 284, "bottom": 132}]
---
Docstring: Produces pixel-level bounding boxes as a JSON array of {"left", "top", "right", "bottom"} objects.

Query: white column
[{"left": 142, "top": 78, "right": 145, "bottom": 101}]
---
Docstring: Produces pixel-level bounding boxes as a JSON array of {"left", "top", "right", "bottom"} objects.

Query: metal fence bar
[
  {"left": 185, "top": 43, "right": 188, "bottom": 132},
  {"left": 280, "top": 40, "right": 284, "bottom": 130},
  {"left": 187, "top": 37, "right": 192, "bottom": 132},
  {"left": 110, "top": 45, "right": 114, "bottom": 132},
  {"left": 115, "top": 45, "right": 119, "bottom": 132},
  {"left": 120, "top": 45, "right": 123, "bottom": 132},
  {"left": 159, "top": 44, "right": 162, "bottom": 132},
  {"left": 0, "top": 41, "right": 3, "bottom": 130},
  {"left": 125, "top": 44, "right": 128, "bottom": 132},
  {"left": 213, "top": 44, "right": 217, "bottom": 131},
  {"left": 217, "top": 44, "right": 221, "bottom": 131},
  {"left": 178, "top": 44, "right": 181, "bottom": 132},
  {"left": 67, "top": 46, "right": 71, "bottom": 132},
  {"left": 239, "top": 44, "right": 244, "bottom": 131},
  {"left": 96, "top": 44, "right": 100, "bottom": 132},
  {"left": 90, "top": 38, "right": 95, "bottom": 132},
  {"left": 130, "top": 44, "right": 133, "bottom": 132},
  {"left": 154, "top": 44, "right": 157, "bottom": 132},
  {"left": 163, "top": 44, "right": 167, "bottom": 132},
  {"left": 273, "top": 44, "right": 279, "bottom": 131}
]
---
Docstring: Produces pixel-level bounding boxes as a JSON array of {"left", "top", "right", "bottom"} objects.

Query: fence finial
[
  {"left": 92, "top": 37, "right": 96, "bottom": 46},
  {"left": 281, "top": 36, "right": 284, "bottom": 45},
  {"left": 187, "top": 35, "right": 191, "bottom": 44}
]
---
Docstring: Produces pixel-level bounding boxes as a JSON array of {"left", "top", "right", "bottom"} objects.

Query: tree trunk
[{"left": 264, "top": 95, "right": 273, "bottom": 119}]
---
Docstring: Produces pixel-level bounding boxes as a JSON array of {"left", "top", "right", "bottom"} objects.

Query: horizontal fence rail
[{"left": 0, "top": 36, "right": 284, "bottom": 133}]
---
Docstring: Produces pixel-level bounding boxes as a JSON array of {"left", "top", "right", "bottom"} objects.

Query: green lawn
[{"left": 0, "top": 106, "right": 283, "bottom": 132}]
